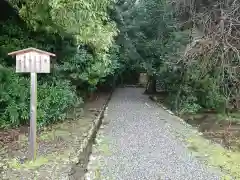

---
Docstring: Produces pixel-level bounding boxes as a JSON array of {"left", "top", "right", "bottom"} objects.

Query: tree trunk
[
  {"left": 144, "top": 76, "right": 156, "bottom": 94},
  {"left": 89, "top": 91, "right": 95, "bottom": 101}
]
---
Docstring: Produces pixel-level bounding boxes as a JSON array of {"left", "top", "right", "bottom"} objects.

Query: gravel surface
[{"left": 85, "top": 88, "right": 225, "bottom": 180}]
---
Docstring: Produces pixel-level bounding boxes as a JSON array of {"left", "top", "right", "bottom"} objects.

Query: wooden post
[
  {"left": 8, "top": 48, "right": 55, "bottom": 161},
  {"left": 30, "top": 72, "right": 37, "bottom": 161}
]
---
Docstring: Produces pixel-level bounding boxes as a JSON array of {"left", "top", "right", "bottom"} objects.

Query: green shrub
[
  {"left": 0, "top": 67, "right": 81, "bottom": 128},
  {"left": 37, "top": 79, "right": 81, "bottom": 127},
  {"left": 0, "top": 67, "right": 29, "bottom": 128}
]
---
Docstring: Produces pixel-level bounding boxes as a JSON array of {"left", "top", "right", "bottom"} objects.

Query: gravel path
[{"left": 85, "top": 88, "right": 225, "bottom": 180}]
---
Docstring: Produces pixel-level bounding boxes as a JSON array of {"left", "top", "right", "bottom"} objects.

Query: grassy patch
[
  {"left": 98, "top": 138, "right": 112, "bottom": 156},
  {"left": 94, "top": 134, "right": 112, "bottom": 156},
  {"left": 186, "top": 135, "right": 240, "bottom": 179},
  {"left": 8, "top": 149, "right": 72, "bottom": 170},
  {"left": 8, "top": 156, "right": 49, "bottom": 170},
  {"left": 88, "top": 135, "right": 114, "bottom": 180},
  {"left": 39, "top": 128, "right": 70, "bottom": 141}
]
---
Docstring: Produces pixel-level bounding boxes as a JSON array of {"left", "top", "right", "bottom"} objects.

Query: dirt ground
[
  {"left": 181, "top": 112, "right": 240, "bottom": 151},
  {"left": 151, "top": 94, "right": 240, "bottom": 152},
  {"left": 0, "top": 92, "right": 110, "bottom": 179}
]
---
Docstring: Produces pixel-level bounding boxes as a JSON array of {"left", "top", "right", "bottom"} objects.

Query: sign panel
[
  {"left": 16, "top": 52, "right": 50, "bottom": 73},
  {"left": 8, "top": 47, "right": 55, "bottom": 161}
]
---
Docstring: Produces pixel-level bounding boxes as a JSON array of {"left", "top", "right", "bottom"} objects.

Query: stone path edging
[
  {"left": 62, "top": 92, "right": 113, "bottom": 180},
  {"left": 149, "top": 95, "right": 195, "bottom": 129}
]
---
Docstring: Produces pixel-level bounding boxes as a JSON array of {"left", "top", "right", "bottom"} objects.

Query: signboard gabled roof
[{"left": 8, "top": 47, "right": 56, "bottom": 57}]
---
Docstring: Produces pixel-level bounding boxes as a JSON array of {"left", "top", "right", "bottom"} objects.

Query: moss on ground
[
  {"left": 98, "top": 137, "right": 112, "bottom": 156},
  {"left": 9, "top": 156, "right": 49, "bottom": 170},
  {"left": 8, "top": 149, "right": 72, "bottom": 170},
  {"left": 186, "top": 134, "right": 240, "bottom": 179}
]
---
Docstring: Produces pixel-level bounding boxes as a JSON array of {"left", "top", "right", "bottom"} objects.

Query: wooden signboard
[{"left": 8, "top": 48, "right": 55, "bottom": 161}]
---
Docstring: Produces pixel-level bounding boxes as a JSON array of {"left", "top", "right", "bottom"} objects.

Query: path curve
[{"left": 85, "top": 88, "right": 224, "bottom": 180}]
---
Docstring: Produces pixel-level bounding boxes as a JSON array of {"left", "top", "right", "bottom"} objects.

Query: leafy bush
[
  {"left": 0, "top": 67, "right": 29, "bottom": 128},
  {"left": 37, "top": 79, "right": 81, "bottom": 128},
  {"left": 0, "top": 68, "right": 80, "bottom": 128},
  {"left": 0, "top": 0, "right": 120, "bottom": 130},
  {"left": 58, "top": 45, "right": 121, "bottom": 92}
]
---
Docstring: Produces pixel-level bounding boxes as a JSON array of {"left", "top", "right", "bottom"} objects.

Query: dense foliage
[
  {"left": 0, "top": 0, "right": 121, "bottom": 128},
  {"left": 1, "top": 0, "right": 239, "bottom": 128},
  {"left": 116, "top": 0, "right": 240, "bottom": 114}
]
